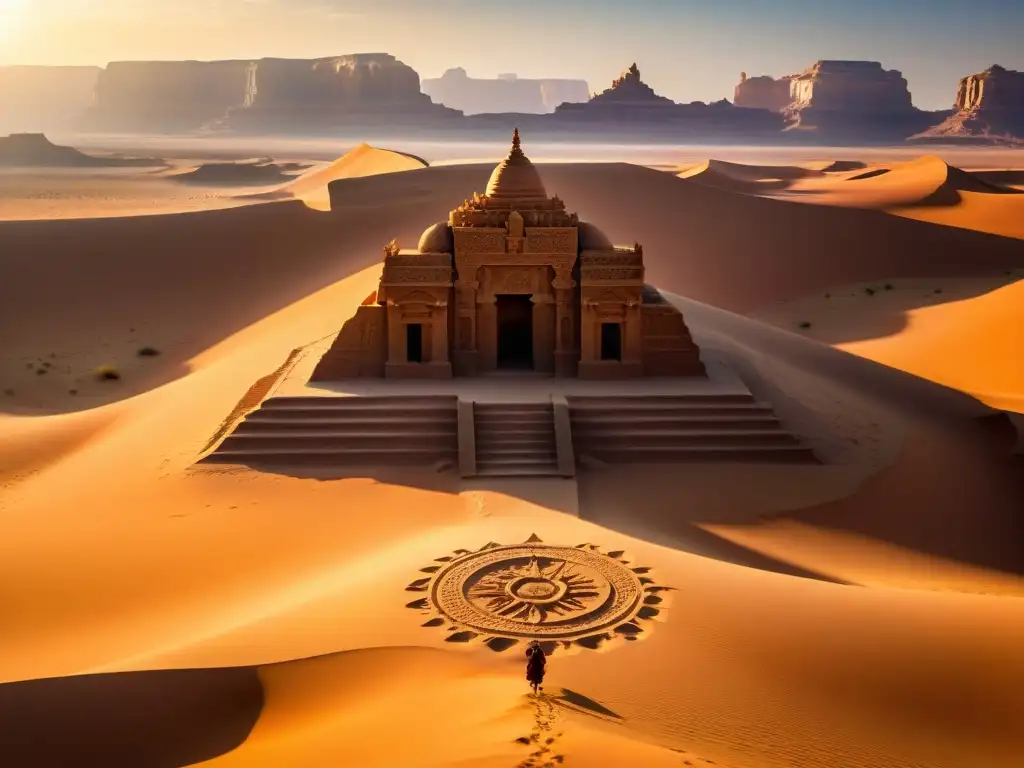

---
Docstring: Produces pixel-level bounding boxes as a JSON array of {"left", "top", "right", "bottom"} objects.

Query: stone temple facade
[{"left": 312, "top": 130, "right": 704, "bottom": 381}]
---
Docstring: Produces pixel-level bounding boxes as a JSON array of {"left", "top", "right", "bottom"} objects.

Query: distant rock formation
[
  {"left": 915, "top": 65, "right": 1024, "bottom": 142},
  {"left": 86, "top": 60, "right": 251, "bottom": 132},
  {"left": 781, "top": 60, "right": 945, "bottom": 140},
  {"left": 421, "top": 68, "right": 590, "bottom": 114},
  {"left": 83, "top": 54, "right": 460, "bottom": 134},
  {"left": 0, "top": 66, "right": 101, "bottom": 133},
  {"left": 0, "top": 133, "right": 162, "bottom": 167},
  {"left": 734, "top": 72, "right": 792, "bottom": 112},
  {"left": 549, "top": 63, "right": 783, "bottom": 137},
  {"left": 578, "top": 63, "right": 676, "bottom": 107},
  {"left": 224, "top": 54, "right": 461, "bottom": 132}
]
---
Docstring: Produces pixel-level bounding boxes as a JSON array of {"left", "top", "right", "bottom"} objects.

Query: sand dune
[
  {"left": 2, "top": 158, "right": 1024, "bottom": 767},
  {"left": 677, "top": 158, "right": 823, "bottom": 193},
  {"left": 837, "top": 279, "right": 1024, "bottom": 412},
  {"left": 170, "top": 159, "right": 310, "bottom": 186},
  {"left": 282, "top": 143, "right": 429, "bottom": 209},
  {"left": 809, "top": 159, "right": 869, "bottom": 173},
  {"left": 754, "top": 155, "right": 1024, "bottom": 238}
]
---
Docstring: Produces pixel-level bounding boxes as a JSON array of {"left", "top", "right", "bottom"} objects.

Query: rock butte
[
  {"left": 917, "top": 64, "right": 1024, "bottom": 142},
  {"left": 422, "top": 68, "right": 590, "bottom": 115},
  {"left": 83, "top": 54, "right": 460, "bottom": 133},
  {"left": 734, "top": 60, "right": 946, "bottom": 140}
]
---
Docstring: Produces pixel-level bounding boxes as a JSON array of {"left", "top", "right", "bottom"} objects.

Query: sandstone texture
[
  {"left": 782, "top": 60, "right": 944, "bottom": 140},
  {"left": 916, "top": 65, "right": 1024, "bottom": 141},
  {"left": 0, "top": 66, "right": 101, "bottom": 133},
  {"left": 421, "top": 68, "right": 590, "bottom": 114},
  {"left": 734, "top": 72, "right": 793, "bottom": 112}
]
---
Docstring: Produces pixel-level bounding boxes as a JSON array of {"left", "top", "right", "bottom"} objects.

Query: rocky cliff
[
  {"left": 781, "top": 60, "right": 944, "bottom": 140},
  {"left": 549, "top": 63, "right": 783, "bottom": 137},
  {"left": 733, "top": 72, "right": 792, "bottom": 112},
  {"left": 0, "top": 66, "right": 101, "bottom": 133},
  {"left": 86, "top": 60, "right": 251, "bottom": 132},
  {"left": 83, "top": 54, "right": 459, "bottom": 134},
  {"left": 224, "top": 54, "right": 460, "bottom": 132},
  {"left": 915, "top": 65, "right": 1024, "bottom": 141},
  {"left": 421, "top": 68, "right": 590, "bottom": 114}
]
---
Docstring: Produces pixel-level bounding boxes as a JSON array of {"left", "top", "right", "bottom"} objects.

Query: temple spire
[{"left": 510, "top": 127, "right": 524, "bottom": 158}]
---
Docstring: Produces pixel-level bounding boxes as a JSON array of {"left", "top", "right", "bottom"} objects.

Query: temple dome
[
  {"left": 578, "top": 221, "right": 613, "bottom": 250},
  {"left": 418, "top": 221, "right": 454, "bottom": 253},
  {"left": 484, "top": 128, "right": 548, "bottom": 202}
]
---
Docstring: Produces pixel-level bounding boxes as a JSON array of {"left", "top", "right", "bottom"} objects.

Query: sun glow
[{"left": 0, "top": 0, "right": 26, "bottom": 40}]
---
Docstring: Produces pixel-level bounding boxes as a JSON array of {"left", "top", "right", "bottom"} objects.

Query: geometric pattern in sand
[{"left": 406, "top": 534, "right": 671, "bottom": 652}]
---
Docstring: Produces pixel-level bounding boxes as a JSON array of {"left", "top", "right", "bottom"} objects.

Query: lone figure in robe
[{"left": 525, "top": 640, "right": 546, "bottom": 695}]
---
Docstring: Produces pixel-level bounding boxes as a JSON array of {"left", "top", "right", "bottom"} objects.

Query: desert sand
[
  {"left": 1, "top": 145, "right": 1023, "bottom": 768},
  {"left": 0, "top": 141, "right": 426, "bottom": 220}
]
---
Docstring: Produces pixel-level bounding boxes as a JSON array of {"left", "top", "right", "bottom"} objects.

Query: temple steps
[
  {"left": 582, "top": 445, "right": 816, "bottom": 463},
  {"left": 217, "top": 433, "right": 457, "bottom": 450},
  {"left": 570, "top": 393, "right": 756, "bottom": 407},
  {"left": 201, "top": 395, "right": 459, "bottom": 466},
  {"left": 569, "top": 394, "right": 816, "bottom": 464},
  {"left": 572, "top": 414, "right": 783, "bottom": 430},
  {"left": 233, "top": 417, "right": 454, "bottom": 434},
  {"left": 572, "top": 428, "right": 800, "bottom": 447},
  {"left": 205, "top": 446, "right": 454, "bottom": 465},
  {"left": 568, "top": 403, "right": 776, "bottom": 418},
  {"left": 474, "top": 402, "right": 561, "bottom": 477}
]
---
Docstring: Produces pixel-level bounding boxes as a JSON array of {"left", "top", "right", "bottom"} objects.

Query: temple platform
[
  {"left": 269, "top": 331, "right": 749, "bottom": 403},
  {"left": 199, "top": 335, "right": 817, "bottom": 475}
]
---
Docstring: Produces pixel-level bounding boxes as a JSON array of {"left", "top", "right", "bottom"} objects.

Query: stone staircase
[
  {"left": 201, "top": 395, "right": 459, "bottom": 466},
  {"left": 473, "top": 402, "right": 561, "bottom": 477},
  {"left": 569, "top": 393, "right": 816, "bottom": 463}
]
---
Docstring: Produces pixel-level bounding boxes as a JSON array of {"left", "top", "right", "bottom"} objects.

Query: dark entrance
[
  {"left": 406, "top": 323, "right": 423, "bottom": 363},
  {"left": 496, "top": 294, "right": 534, "bottom": 369},
  {"left": 600, "top": 322, "right": 622, "bottom": 361}
]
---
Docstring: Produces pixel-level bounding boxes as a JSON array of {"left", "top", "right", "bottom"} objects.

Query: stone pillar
[
  {"left": 531, "top": 294, "right": 555, "bottom": 374},
  {"left": 427, "top": 304, "right": 453, "bottom": 378},
  {"left": 553, "top": 287, "right": 575, "bottom": 377},
  {"left": 386, "top": 303, "right": 404, "bottom": 365},
  {"left": 453, "top": 274, "right": 479, "bottom": 376},
  {"left": 431, "top": 305, "right": 449, "bottom": 363},
  {"left": 624, "top": 302, "right": 643, "bottom": 365},
  {"left": 578, "top": 301, "right": 596, "bottom": 365}
]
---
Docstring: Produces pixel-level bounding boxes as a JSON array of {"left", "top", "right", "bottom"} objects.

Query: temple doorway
[{"left": 496, "top": 294, "right": 534, "bottom": 369}]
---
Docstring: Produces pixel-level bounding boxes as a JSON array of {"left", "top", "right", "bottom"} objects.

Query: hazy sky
[{"left": 2, "top": 0, "right": 1022, "bottom": 110}]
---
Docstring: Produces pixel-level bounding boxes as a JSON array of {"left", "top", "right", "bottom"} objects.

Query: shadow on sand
[
  {"left": 759, "top": 272, "right": 1023, "bottom": 347},
  {"left": 0, "top": 667, "right": 262, "bottom": 768}
]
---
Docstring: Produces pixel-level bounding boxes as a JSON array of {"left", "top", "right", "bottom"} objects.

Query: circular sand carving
[{"left": 406, "top": 536, "right": 670, "bottom": 651}]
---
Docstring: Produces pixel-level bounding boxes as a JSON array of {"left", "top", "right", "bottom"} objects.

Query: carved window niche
[
  {"left": 406, "top": 324, "right": 424, "bottom": 363},
  {"left": 600, "top": 323, "right": 623, "bottom": 362}
]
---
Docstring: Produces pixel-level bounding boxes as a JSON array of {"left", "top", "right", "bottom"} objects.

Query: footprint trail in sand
[{"left": 516, "top": 694, "right": 565, "bottom": 768}]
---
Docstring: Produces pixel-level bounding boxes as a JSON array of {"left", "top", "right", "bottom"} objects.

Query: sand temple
[{"left": 313, "top": 130, "right": 704, "bottom": 381}]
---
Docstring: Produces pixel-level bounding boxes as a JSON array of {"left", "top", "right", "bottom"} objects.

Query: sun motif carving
[{"left": 405, "top": 535, "right": 672, "bottom": 653}]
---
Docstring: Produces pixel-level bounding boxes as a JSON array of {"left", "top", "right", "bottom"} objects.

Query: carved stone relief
[{"left": 455, "top": 230, "right": 506, "bottom": 253}]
